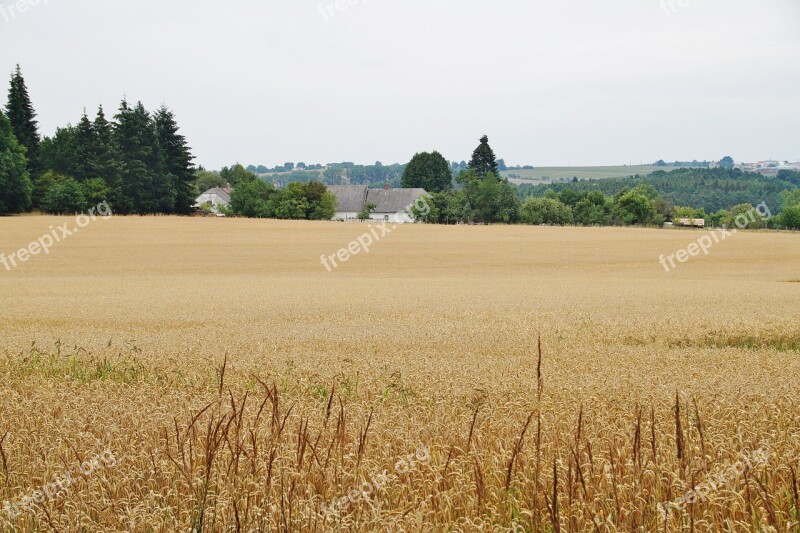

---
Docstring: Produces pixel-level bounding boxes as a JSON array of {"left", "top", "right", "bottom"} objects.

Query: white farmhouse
[
  {"left": 365, "top": 187, "right": 429, "bottom": 224},
  {"left": 327, "top": 184, "right": 429, "bottom": 224},
  {"left": 327, "top": 185, "right": 368, "bottom": 221},
  {"left": 195, "top": 187, "right": 232, "bottom": 214}
]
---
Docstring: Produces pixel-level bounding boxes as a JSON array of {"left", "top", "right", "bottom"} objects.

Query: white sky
[{"left": 1, "top": 0, "right": 799, "bottom": 169}]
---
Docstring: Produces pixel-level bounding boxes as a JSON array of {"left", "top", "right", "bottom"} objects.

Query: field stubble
[{"left": 0, "top": 217, "right": 799, "bottom": 531}]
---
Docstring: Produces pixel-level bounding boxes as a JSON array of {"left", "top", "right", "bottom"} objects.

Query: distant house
[
  {"left": 195, "top": 187, "right": 232, "bottom": 214},
  {"left": 327, "top": 185, "right": 368, "bottom": 221},
  {"left": 366, "top": 187, "right": 429, "bottom": 224},
  {"left": 754, "top": 168, "right": 780, "bottom": 177},
  {"left": 328, "top": 184, "right": 429, "bottom": 224},
  {"left": 676, "top": 218, "right": 706, "bottom": 228}
]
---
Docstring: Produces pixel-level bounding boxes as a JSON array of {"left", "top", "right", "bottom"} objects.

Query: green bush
[{"left": 521, "top": 198, "right": 573, "bottom": 225}]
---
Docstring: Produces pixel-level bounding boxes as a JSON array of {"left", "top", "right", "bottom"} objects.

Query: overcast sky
[{"left": 2, "top": 0, "right": 798, "bottom": 169}]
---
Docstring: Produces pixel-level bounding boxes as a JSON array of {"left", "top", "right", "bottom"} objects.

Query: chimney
[{"left": 384, "top": 181, "right": 391, "bottom": 191}]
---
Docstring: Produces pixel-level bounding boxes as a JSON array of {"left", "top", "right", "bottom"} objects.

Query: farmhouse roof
[
  {"left": 200, "top": 187, "right": 232, "bottom": 203},
  {"left": 366, "top": 188, "right": 428, "bottom": 213},
  {"left": 327, "top": 185, "right": 368, "bottom": 212}
]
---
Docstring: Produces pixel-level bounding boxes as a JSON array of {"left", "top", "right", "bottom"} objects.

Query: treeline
[
  {"left": 0, "top": 65, "right": 195, "bottom": 216},
  {"left": 418, "top": 182, "right": 800, "bottom": 229},
  {"left": 655, "top": 160, "right": 711, "bottom": 168},
  {"left": 196, "top": 162, "right": 396, "bottom": 199},
  {"left": 243, "top": 160, "right": 516, "bottom": 184},
  {"left": 239, "top": 162, "right": 408, "bottom": 189},
  {"left": 246, "top": 163, "right": 324, "bottom": 174},
  {"left": 322, "top": 162, "right": 405, "bottom": 187},
  {"left": 508, "top": 181, "right": 800, "bottom": 229},
  {"left": 518, "top": 168, "right": 800, "bottom": 214},
  {"left": 401, "top": 138, "right": 800, "bottom": 229}
]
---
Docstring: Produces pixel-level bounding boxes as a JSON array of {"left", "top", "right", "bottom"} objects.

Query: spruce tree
[
  {"left": 0, "top": 110, "right": 33, "bottom": 214},
  {"left": 114, "top": 99, "right": 151, "bottom": 213},
  {"left": 114, "top": 100, "right": 173, "bottom": 214},
  {"left": 74, "top": 111, "right": 95, "bottom": 180},
  {"left": 133, "top": 102, "right": 174, "bottom": 213},
  {"left": 92, "top": 106, "right": 126, "bottom": 212},
  {"left": 154, "top": 106, "right": 195, "bottom": 214},
  {"left": 468, "top": 135, "right": 499, "bottom": 178},
  {"left": 6, "top": 65, "right": 40, "bottom": 177}
]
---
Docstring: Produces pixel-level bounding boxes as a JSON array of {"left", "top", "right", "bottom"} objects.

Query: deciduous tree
[
  {"left": 401, "top": 151, "right": 452, "bottom": 192},
  {"left": 521, "top": 198, "right": 573, "bottom": 225},
  {"left": 0, "top": 110, "right": 32, "bottom": 214},
  {"left": 719, "top": 156, "right": 735, "bottom": 169}
]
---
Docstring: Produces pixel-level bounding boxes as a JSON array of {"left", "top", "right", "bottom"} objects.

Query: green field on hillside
[{"left": 503, "top": 165, "right": 681, "bottom": 183}]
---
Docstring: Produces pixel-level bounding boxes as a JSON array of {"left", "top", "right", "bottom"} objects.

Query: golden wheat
[{"left": 0, "top": 216, "right": 799, "bottom": 532}]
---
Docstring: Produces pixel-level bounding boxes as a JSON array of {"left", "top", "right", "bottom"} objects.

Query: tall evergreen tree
[
  {"left": 92, "top": 106, "right": 125, "bottom": 212},
  {"left": 154, "top": 106, "right": 195, "bottom": 214},
  {"left": 0, "top": 110, "right": 32, "bottom": 214},
  {"left": 6, "top": 65, "right": 40, "bottom": 177},
  {"left": 468, "top": 135, "right": 499, "bottom": 178},
  {"left": 134, "top": 103, "right": 174, "bottom": 214},
  {"left": 114, "top": 100, "right": 173, "bottom": 213},
  {"left": 73, "top": 111, "right": 95, "bottom": 180},
  {"left": 114, "top": 99, "right": 150, "bottom": 213}
]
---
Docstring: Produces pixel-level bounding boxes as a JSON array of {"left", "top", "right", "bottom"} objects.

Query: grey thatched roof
[
  {"left": 367, "top": 188, "right": 428, "bottom": 213},
  {"left": 327, "top": 185, "right": 368, "bottom": 212}
]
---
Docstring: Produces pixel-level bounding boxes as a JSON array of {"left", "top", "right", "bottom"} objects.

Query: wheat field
[{"left": 0, "top": 216, "right": 799, "bottom": 532}]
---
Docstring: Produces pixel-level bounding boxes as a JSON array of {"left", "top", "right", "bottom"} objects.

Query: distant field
[
  {"left": 0, "top": 218, "right": 799, "bottom": 530},
  {"left": 257, "top": 169, "right": 324, "bottom": 180},
  {"left": 503, "top": 165, "right": 680, "bottom": 183},
  {"left": 258, "top": 165, "right": 680, "bottom": 186}
]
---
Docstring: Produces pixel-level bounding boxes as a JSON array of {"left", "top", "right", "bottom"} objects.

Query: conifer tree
[
  {"left": 131, "top": 102, "right": 173, "bottom": 214},
  {"left": 155, "top": 106, "right": 195, "bottom": 214},
  {"left": 114, "top": 99, "right": 151, "bottom": 213},
  {"left": 92, "top": 106, "right": 126, "bottom": 212},
  {"left": 6, "top": 65, "right": 40, "bottom": 177},
  {"left": 114, "top": 100, "right": 173, "bottom": 213},
  {"left": 468, "top": 135, "right": 499, "bottom": 178},
  {"left": 73, "top": 111, "right": 95, "bottom": 180}
]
